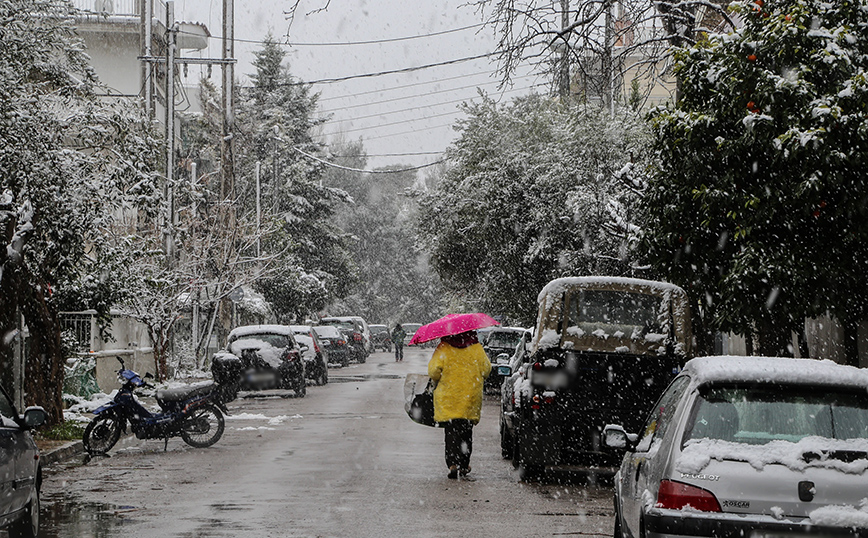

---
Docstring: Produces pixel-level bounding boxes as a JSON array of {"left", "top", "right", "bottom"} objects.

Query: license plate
[{"left": 247, "top": 372, "right": 276, "bottom": 384}]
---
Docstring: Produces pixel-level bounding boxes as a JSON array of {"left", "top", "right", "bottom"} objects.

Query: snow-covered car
[
  {"left": 312, "top": 325, "right": 351, "bottom": 368},
  {"left": 604, "top": 356, "right": 868, "bottom": 538},
  {"left": 320, "top": 317, "right": 369, "bottom": 363},
  {"left": 290, "top": 325, "right": 329, "bottom": 386},
  {"left": 500, "top": 276, "right": 693, "bottom": 477},
  {"left": 211, "top": 325, "right": 306, "bottom": 398},
  {"left": 0, "top": 383, "right": 47, "bottom": 538},
  {"left": 401, "top": 323, "right": 423, "bottom": 346},
  {"left": 368, "top": 324, "right": 392, "bottom": 352}
]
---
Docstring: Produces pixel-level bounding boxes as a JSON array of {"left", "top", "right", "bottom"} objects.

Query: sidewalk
[{"left": 36, "top": 438, "right": 84, "bottom": 466}]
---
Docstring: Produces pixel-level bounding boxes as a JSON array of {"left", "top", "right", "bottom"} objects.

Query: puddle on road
[{"left": 34, "top": 491, "right": 129, "bottom": 538}]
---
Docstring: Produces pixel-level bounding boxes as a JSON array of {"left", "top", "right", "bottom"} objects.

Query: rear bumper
[{"left": 645, "top": 508, "right": 868, "bottom": 538}]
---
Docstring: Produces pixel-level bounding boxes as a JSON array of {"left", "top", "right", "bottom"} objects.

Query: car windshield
[
  {"left": 487, "top": 331, "right": 523, "bottom": 349},
  {"left": 685, "top": 385, "right": 868, "bottom": 445},
  {"left": 229, "top": 334, "right": 291, "bottom": 351},
  {"left": 312, "top": 326, "right": 341, "bottom": 338},
  {"left": 322, "top": 320, "right": 356, "bottom": 332}
]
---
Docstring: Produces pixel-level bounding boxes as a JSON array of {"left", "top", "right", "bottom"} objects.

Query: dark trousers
[
  {"left": 443, "top": 419, "right": 473, "bottom": 469},
  {"left": 394, "top": 343, "right": 403, "bottom": 361}
]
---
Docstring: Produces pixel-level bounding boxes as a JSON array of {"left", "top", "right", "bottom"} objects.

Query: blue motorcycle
[{"left": 83, "top": 357, "right": 228, "bottom": 455}]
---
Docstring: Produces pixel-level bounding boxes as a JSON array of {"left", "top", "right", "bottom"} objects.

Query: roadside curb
[{"left": 40, "top": 440, "right": 84, "bottom": 467}]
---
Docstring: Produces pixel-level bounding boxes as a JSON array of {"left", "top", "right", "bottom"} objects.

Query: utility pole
[
  {"left": 221, "top": 0, "right": 235, "bottom": 213},
  {"left": 165, "top": 0, "right": 177, "bottom": 263},
  {"left": 140, "top": 0, "right": 154, "bottom": 118},
  {"left": 603, "top": 0, "right": 615, "bottom": 115}
]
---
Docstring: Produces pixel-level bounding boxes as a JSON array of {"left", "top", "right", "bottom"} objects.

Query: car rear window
[
  {"left": 313, "top": 326, "right": 341, "bottom": 338},
  {"left": 685, "top": 385, "right": 868, "bottom": 446}
]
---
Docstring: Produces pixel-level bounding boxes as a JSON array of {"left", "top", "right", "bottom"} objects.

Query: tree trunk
[
  {"left": 20, "top": 276, "right": 65, "bottom": 426},
  {"left": 797, "top": 321, "right": 810, "bottom": 358}
]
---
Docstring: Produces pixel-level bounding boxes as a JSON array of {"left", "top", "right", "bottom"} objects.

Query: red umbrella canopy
[{"left": 408, "top": 313, "right": 499, "bottom": 345}]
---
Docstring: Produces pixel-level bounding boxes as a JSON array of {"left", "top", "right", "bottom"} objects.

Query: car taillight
[
  {"left": 353, "top": 332, "right": 362, "bottom": 342},
  {"left": 531, "top": 393, "right": 555, "bottom": 410},
  {"left": 337, "top": 339, "right": 346, "bottom": 345},
  {"left": 656, "top": 480, "right": 721, "bottom": 512},
  {"left": 314, "top": 342, "right": 320, "bottom": 353},
  {"left": 532, "top": 362, "right": 543, "bottom": 371}
]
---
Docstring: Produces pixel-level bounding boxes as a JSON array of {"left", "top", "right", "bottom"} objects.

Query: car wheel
[
  {"left": 500, "top": 421, "right": 513, "bottom": 459},
  {"left": 9, "top": 487, "right": 39, "bottom": 538},
  {"left": 296, "top": 376, "right": 307, "bottom": 397},
  {"left": 513, "top": 429, "right": 543, "bottom": 480}
]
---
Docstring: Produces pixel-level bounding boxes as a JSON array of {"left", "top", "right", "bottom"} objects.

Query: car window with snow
[
  {"left": 566, "top": 290, "right": 662, "bottom": 338},
  {"left": 684, "top": 384, "right": 868, "bottom": 446}
]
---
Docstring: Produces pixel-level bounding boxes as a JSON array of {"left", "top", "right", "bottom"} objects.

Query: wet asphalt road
[{"left": 33, "top": 348, "right": 615, "bottom": 538}]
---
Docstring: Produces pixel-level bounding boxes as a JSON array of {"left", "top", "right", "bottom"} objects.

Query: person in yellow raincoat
[{"left": 427, "top": 330, "right": 491, "bottom": 479}]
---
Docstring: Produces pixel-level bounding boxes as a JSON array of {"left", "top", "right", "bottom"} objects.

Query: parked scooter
[{"left": 83, "top": 357, "right": 230, "bottom": 455}]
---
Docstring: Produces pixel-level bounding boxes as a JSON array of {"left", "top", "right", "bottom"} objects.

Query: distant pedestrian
[
  {"left": 427, "top": 330, "right": 491, "bottom": 479},
  {"left": 391, "top": 323, "right": 407, "bottom": 362}
]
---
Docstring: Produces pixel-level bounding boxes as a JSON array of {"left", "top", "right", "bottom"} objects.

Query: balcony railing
[{"left": 71, "top": 0, "right": 167, "bottom": 22}]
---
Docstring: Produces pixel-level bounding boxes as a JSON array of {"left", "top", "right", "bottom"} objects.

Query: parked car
[
  {"left": 499, "top": 276, "right": 693, "bottom": 477},
  {"left": 604, "top": 356, "right": 868, "bottom": 538},
  {"left": 0, "top": 383, "right": 47, "bottom": 538},
  {"left": 290, "top": 325, "right": 329, "bottom": 386},
  {"left": 402, "top": 323, "right": 423, "bottom": 346},
  {"left": 368, "top": 324, "right": 392, "bottom": 352},
  {"left": 482, "top": 327, "right": 532, "bottom": 392},
  {"left": 312, "top": 325, "right": 351, "bottom": 368},
  {"left": 320, "top": 317, "right": 369, "bottom": 363},
  {"left": 211, "top": 325, "right": 307, "bottom": 398}
]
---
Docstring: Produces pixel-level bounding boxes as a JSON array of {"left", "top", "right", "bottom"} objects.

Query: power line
[
  {"left": 177, "top": 22, "right": 487, "bottom": 48},
  {"left": 316, "top": 75, "right": 540, "bottom": 116},
  {"left": 317, "top": 82, "right": 544, "bottom": 126},
  {"left": 284, "top": 51, "right": 500, "bottom": 86},
  {"left": 294, "top": 147, "right": 444, "bottom": 174}
]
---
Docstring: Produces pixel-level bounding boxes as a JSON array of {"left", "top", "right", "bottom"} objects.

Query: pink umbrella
[{"left": 408, "top": 313, "right": 499, "bottom": 345}]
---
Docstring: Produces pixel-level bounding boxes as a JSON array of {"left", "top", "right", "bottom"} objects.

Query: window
[
  {"left": 635, "top": 375, "right": 690, "bottom": 452},
  {"left": 566, "top": 290, "right": 663, "bottom": 336},
  {"left": 684, "top": 385, "right": 868, "bottom": 446},
  {"left": 0, "top": 387, "right": 16, "bottom": 421}
]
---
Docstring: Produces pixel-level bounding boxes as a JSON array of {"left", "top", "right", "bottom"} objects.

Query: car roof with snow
[
  {"left": 537, "top": 276, "right": 687, "bottom": 304},
  {"left": 683, "top": 356, "right": 868, "bottom": 388},
  {"left": 228, "top": 324, "right": 295, "bottom": 338}
]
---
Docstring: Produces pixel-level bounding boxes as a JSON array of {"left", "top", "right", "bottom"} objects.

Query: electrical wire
[{"left": 294, "top": 147, "right": 444, "bottom": 174}]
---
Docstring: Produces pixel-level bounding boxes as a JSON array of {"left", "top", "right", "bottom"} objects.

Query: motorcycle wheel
[
  {"left": 83, "top": 414, "right": 122, "bottom": 455},
  {"left": 180, "top": 404, "right": 225, "bottom": 448}
]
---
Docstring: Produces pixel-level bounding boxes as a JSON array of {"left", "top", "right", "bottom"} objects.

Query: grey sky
[{"left": 175, "top": 0, "right": 541, "bottom": 170}]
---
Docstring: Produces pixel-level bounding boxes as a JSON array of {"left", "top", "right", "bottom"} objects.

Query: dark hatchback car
[
  {"left": 319, "top": 317, "right": 367, "bottom": 363},
  {"left": 0, "top": 384, "right": 47, "bottom": 538},
  {"left": 312, "top": 325, "right": 351, "bottom": 368},
  {"left": 211, "top": 325, "right": 307, "bottom": 398},
  {"left": 368, "top": 324, "right": 392, "bottom": 352}
]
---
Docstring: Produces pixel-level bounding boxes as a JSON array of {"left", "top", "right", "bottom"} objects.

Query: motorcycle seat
[{"left": 156, "top": 381, "right": 216, "bottom": 403}]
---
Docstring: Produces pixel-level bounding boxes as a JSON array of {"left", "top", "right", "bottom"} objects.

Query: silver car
[
  {"left": 605, "top": 356, "right": 868, "bottom": 538},
  {"left": 0, "top": 384, "right": 47, "bottom": 537}
]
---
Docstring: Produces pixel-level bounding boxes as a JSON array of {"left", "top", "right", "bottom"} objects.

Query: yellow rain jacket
[{"left": 427, "top": 341, "right": 491, "bottom": 424}]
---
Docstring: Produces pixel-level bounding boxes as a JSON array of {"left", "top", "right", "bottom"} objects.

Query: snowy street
[{"left": 34, "top": 348, "right": 615, "bottom": 538}]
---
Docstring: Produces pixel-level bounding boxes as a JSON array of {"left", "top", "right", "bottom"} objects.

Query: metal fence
[{"left": 59, "top": 312, "right": 95, "bottom": 352}]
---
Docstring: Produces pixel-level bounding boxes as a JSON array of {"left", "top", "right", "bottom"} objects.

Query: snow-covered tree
[
  {"left": 321, "top": 139, "right": 444, "bottom": 325},
  {"left": 418, "top": 93, "right": 650, "bottom": 324},
  {"left": 0, "top": 0, "right": 163, "bottom": 423},
  {"left": 639, "top": 0, "right": 868, "bottom": 362}
]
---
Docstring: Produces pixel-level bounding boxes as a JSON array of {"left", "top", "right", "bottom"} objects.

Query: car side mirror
[
  {"left": 495, "top": 353, "right": 510, "bottom": 365},
  {"left": 496, "top": 365, "right": 512, "bottom": 377},
  {"left": 603, "top": 424, "right": 637, "bottom": 451},
  {"left": 299, "top": 345, "right": 310, "bottom": 353},
  {"left": 22, "top": 406, "right": 48, "bottom": 429}
]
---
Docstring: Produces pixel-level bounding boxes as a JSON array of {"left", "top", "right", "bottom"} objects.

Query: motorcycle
[{"left": 83, "top": 357, "right": 230, "bottom": 455}]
